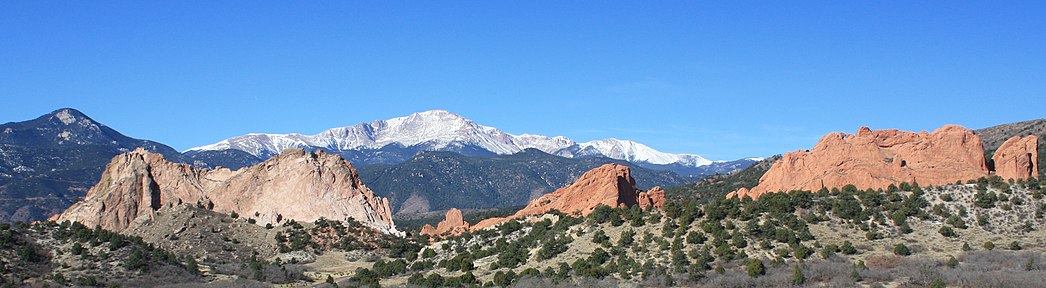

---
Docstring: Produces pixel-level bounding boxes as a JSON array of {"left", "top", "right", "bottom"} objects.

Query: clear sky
[{"left": 2, "top": 2, "right": 1044, "bottom": 160}]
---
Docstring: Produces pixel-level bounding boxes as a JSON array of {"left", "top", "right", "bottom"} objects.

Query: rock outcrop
[
  {"left": 472, "top": 164, "right": 665, "bottom": 230},
  {"left": 419, "top": 225, "right": 437, "bottom": 236},
  {"left": 993, "top": 135, "right": 1039, "bottom": 181},
  {"left": 419, "top": 208, "right": 471, "bottom": 238},
  {"left": 638, "top": 186, "right": 667, "bottom": 210},
  {"left": 52, "top": 148, "right": 401, "bottom": 235},
  {"left": 730, "top": 125, "right": 989, "bottom": 199}
]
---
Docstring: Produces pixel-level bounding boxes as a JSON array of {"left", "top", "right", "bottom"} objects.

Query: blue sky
[{"left": 2, "top": 2, "right": 1044, "bottom": 160}]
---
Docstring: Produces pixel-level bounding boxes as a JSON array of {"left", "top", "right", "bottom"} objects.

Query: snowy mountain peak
[
  {"left": 410, "top": 109, "right": 461, "bottom": 118},
  {"left": 186, "top": 110, "right": 722, "bottom": 169},
  {"left": 576, "top": 138, "right": 712, "bottom": 166}
]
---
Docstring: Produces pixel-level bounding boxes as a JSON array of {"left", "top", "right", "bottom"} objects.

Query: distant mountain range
[
  {"left": 0, "top": 108, "right": 761, "bottom": 222},
  {"left": 185, "top": 110, "right": 754, "bottom": 175},
  {"left": 3, "top": 108, "right": 1042, "bottom": 222}
]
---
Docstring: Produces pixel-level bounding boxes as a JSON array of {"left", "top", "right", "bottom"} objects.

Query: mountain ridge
[
  {"left": 185, "top": 110, "right": 726, "bottom": 172},
  {"left": 0, "top": 108, "right": 191, "bottom": 222}
]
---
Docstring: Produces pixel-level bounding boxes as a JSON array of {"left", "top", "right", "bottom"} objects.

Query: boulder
[
  {"left": 420, "top": 208, "right": 471, "bottom": 238},
  {"left": 993, "top": 135, "right": 1039, "bottom": 181},
  {"left": 420, "top": 224, "right": 436, "bottom": 236},
  {"left": 638, "top": 186, "right": 666, "bottom": 210}
]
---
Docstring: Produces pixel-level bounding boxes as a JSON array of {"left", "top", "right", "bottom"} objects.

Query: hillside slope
[
  {"left": 357, "top": 149, "right": 696, "bottom": 215},
  {"left": 666, "top": 155, "right": 781, "bottom": 201}
]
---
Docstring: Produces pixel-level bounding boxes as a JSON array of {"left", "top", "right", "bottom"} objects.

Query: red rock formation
[
  {"left": 472, "top": 164, "right": 664, "bottom": 230},
  {"left": 52, "top": 148, "right": 401, "bottom": 235},
  {"left": 420, "top": 225, "right": 436, "bottom": 236},
  {"left": 993, "top": 135, "right": 1039, "bottom": 181},
  {"left": 420, "top": 208, "right": 471, "bottom": 238},
  {"left": 638, "top": 186, "right": 666, "bottom": 210},
  {"left": 729, "top": 125, "right": 989, "bottom": 199}
]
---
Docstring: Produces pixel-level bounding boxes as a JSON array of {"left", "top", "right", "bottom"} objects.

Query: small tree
[
  {"left": 850, "top": 266, "right": 862, "bottom": 281},
  {"left": 620, "top": 230, "right": 636, "bottom": 246},
  {"left": 841, "top": 241, "right": 858, "bottom": 255},
  {"left": 592, "top": 230, "right": 610, "bottom": 245},
  {"left": 326, "top": 275, "right": 337, "bottom": 287},
  {"left": 792, "top": 264, "right": 805, "bottom": 285},
  {"left": 893, "top": 244, "right": 911, "bottom": 256},
  {"left": 70, "top": 242, "right": 84, "bottom": 256},
  {"left": 928, "top": 277, "right": 946, "bottom": 288},
  {"left": 983, "top": 241, "right": 996, "bottom": 251},
  {"left": 1009, "top": 241, "right": 1022, "bottom": 250},
  {"left": 493, "top": 270, "right": 515, "bottom": 287},
  {"left": 746, "top": 258, "right": 765, "bottom": 278},
  {"left": 185, "top": 256, "right": 200, "bottom": 275},
  {"left": 939, "top": 226, "right": 958, "bottom": 238}
]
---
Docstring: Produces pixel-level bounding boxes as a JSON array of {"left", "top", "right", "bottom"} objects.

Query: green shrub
[
  {"left": 938, "top": 226, "right": 958, "bottom": 238},
  {"left": 792, "top": 264, "right": 805, "bottom": 285},
  {"left": 893, "top": 244, "right": 911, "bottom": 256},
  {"left": 841, "top": 241, "right": 858, "bottom": 255},
  {"left": 946, "top": 256, "right": 959, "bottom": 268},
  {"left": 746, "top": 258, "right": 765, "bottom": 278},
  {"left": 592, "top": 230, "right": 610, "bottom": 246},
  {"left": 940, "top": 193, "right": 954, "bottom": 202},
  {"left": 928, "top": 277, "right": 946, "bottom": 288},
  {"left": 686, "top": 231, "right": 705, "bottom": 245},
  {"left": 946, "top": 215, "right": 967, "bottom": 229}
]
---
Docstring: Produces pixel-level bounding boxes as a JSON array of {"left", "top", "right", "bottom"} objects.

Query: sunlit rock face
[
  {"left": 472, "top": 164, "right": 665, "bottom": 230},
  {"left": 993, "top": 135, "right": 1039, "bottom": 181},
  {"left": 731, "top": 125, "right": 988, "bottom": 199},
  {"left": 53, "top": 148, "right": 400, "bottom": 236}
]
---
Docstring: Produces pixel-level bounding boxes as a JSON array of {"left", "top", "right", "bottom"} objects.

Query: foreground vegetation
[
  {"left": 7, "top": 176, "right": 1044, "bottom": 287},
  {"left": 346, "top": 176, "right": 1046, "bottom": 287},
  {"left": 0, "top": 221, "right": 202, "bottom": 287}
]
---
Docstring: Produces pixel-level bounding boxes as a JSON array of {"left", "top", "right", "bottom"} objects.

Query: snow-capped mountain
[
  {"left": 185, "top": 110, "right": 716, "bottom": 170},
  {"left": 566, "top": 138, "right": 712, "bottom": 167}
]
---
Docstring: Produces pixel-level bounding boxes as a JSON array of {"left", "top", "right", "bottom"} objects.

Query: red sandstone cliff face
[
  {"left": 420, "top": 208, "right": 471, "bottom": 238},
  {"left": 638, "top": 186, "right": 666, "bottom": 210},
  {"left": 730, "top": 125, "right": 989, "bottom": 199},
  {"left": 993, "top": 135, "right": 1039, "bottom": 181},
  {"left": 471, "top": 164, "right": 665, "bottom": 230},
  {"left": 52, "top": 148, "right": 400, "bottom": 235}
]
